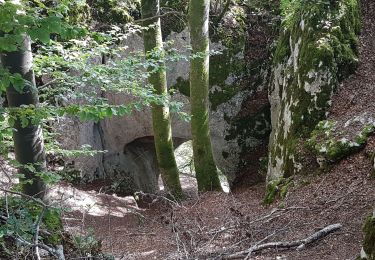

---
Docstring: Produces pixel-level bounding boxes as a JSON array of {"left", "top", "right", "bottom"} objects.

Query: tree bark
[
  {"left": 141, "top": 0, "right": 182, "bottom": 198},
  {"left": 0, "top": 35, "right": 47, "bottom": 199},
  {"left": 189, "top": 0, "right": 222, "bottom": 191}
]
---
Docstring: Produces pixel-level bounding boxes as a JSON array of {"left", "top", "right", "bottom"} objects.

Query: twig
[
  {"left": 124, "top": 232, "right": 156, "bottom": 236},
  {"left": 244, "top": 231, "right": 277, "bottom": 260},
  {"left": 0, "top": 188, "right": 49, "bottom": 208},
  {"left": 33, "top": 206, "right": 47, "bottom": 260},
  {"left": 39, "top": 78, "right": 58, "bottom": 90},
  {"left": 107, "top": 197, "right": 114, "bottom": 256},
  {"left": 171, "top": 209, "right": 189, "bottom": 259},
  {"left": 222, "top": 223, "right": 342, "bottom": 259},
  {"left": 136, "top": 191, "right": 182, "bottom": 208},
  {"left": 5, "top": 191, "right": 9, "bottom": 218},
  {"left": 15, "top": 235, "right": 65, "bottom": 260}
]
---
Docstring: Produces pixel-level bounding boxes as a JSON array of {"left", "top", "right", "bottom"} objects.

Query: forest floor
[{"left": 56, "top": 1, "right": 375, "bottom": 259}]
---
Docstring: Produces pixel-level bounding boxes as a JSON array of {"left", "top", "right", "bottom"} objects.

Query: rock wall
[
  {"left": 267, "top": 0, "right": 360, "bottom": 192},
  {"left": 59, "top": 2, "right": 278, "bottom": 193}
]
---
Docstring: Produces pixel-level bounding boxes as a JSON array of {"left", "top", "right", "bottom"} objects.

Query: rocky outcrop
[
  {"left": 308, "top": 114, "right": 375, "bottom": 164},
  {"left": 58, "top": 2, "right": 277, "bottom": 193},
  {"left": 266, "top": 0, "right": 361, "bottom": 196}
]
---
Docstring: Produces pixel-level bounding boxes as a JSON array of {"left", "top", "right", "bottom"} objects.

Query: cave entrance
[{"left": 122, "top": 136, "right": 229, "bottom": 195}]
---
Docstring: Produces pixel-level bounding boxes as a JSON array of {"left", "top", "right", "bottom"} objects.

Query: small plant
[{"left": 264, "top": 177, "right": 293, "bottom": 204}]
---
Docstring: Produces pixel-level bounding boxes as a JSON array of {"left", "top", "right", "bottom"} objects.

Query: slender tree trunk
[
  {"left": 0, "top": 35, "right": 47, "bottom": 199},
  {"left": 189, "top": 0, "right": 222, "bottom": 191},
  {"left": 141, "top": 0, "right": 182, "bottom": 198}
]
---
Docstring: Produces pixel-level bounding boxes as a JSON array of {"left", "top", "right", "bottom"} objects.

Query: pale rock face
[
  {"left": 210, "top": 90, "right": 251, "bottom": 180},
  {"left": 58, "top": 27, "right": 257, "bottom": 193}
]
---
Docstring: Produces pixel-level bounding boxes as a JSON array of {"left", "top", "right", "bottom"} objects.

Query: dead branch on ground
[{"left": 222, "top": 223, "right": 342, "bottom": 259}]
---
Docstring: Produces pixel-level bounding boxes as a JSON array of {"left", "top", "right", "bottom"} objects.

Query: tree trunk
[
  {"left": 0, "top": 35, "right": 47, "bottom": 199},
  {"left": 189, "top": 0, "right": 222, "bottom": 191},
  {"left": 141, "top": 0, "right": 182, "bottom": 198}
]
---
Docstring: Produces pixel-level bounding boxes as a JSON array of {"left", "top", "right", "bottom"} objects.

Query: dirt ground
[{"left": 58, "top": 136, "right": 374, "bottom": 259}]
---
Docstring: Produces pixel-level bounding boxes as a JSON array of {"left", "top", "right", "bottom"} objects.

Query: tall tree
[
  {"left": 189, "top": 0, "right": 222, "bottom": 191},
  {"left": 141, "top": 0, "right": 183, "bottom": 197},
  {"left": 0, "top": 35, "right": 47, "bottom": 199}
]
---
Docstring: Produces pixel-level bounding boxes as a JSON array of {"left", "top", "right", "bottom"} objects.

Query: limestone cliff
[{"left": 267, "top": 0, "right": 360, "bottom": 195}]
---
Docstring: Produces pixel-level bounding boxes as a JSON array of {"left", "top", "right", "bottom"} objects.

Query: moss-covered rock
[
  {"left": 160, "top": 0, "right": 188, "bottom": 39},
  {"left": 308, "top": 119, "right": 375, "bottom": 163},
  {"left": 267, "top": 0, "right": 361, "bottom": 184},
  {"left": 361, "top": 213, "right": 375, "bottom": 260},
  {"left": 165, "top": 2, "right": 279, "bottom": 184},
  {"left": 60, "top": 1, "right": 278, "bottom": 187},
  {"left": 264, "top": 176, "right": 293, "bottom": 204},
  {"left": 89, "top": 0, "right": 141, "bottom": 25}
]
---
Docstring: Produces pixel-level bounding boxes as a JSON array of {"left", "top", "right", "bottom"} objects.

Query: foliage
[
  {"left": 0, "top": 0, "right": 87, "bottom": 51},
  {"left": 90, "top": 0, "right": 141, "bottom": 25},
  {"left": 0, "top": 1, "right": 194, "bottom": 257},
  {"left": 0, "top": 196, "right": 62, "bottom": 250}
]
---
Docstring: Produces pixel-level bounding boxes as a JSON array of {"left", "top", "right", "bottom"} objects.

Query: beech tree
[
  {"left": 189, "top": 0, "right": 222, "bottom": 191},
  {"left": 141, "top": 0, "right": 182, "bottom": 197},
  {"left": 0, "top": 34, "right": 47, "bottom": 198}
]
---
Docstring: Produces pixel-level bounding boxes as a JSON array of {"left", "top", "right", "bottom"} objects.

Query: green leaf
[
  {"left": 10, "top": 74, "right": 25, "bottom": 93},
  {"left": 20, "top": 116, "right": 29, "bottom": 128},
  {"left": 8, "top": 116, "right": 15, "bottom": 127},
  {"left": 29, "top": 27, "right": 51, "bottom": 44}
]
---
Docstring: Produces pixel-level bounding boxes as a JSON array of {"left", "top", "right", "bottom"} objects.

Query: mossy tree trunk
[
  {"left": 141, "top": 0, "right": 182, "bottom": 198},
  {"left": 189, "top": 0, "right": 222, "bottom": 192},
  {"left": 0, "top": 35, "right": 47, "bottom": 199}
]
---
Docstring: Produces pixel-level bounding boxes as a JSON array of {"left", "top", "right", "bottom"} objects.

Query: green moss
[
  {"left": 90, "top": 0, "right": 141, "bottom": 25},
  {"left": 308, "top": 121, "right": 374, "bottom": 163},
  {"left": 363, "top": 215, "right": 375, "bottom": 259},
  {"left": 160, "top": 0, "right": 188, "bottom": 38},
  {"left": 29, "top": 204, "right": 63, "bottom": 244},
  {"left": 210, "top": 85, "right": 241, "bottom": 111},
  {"left": 273, "top": 30, "right": 291, "bottom": 64},
  {"left": 207, "top": 6, "right": 248, "bottom": 111},
  {"left": 268, "top": 0, "right": 361, "bottom": 179},
  {"left": 172, "top": 77, "right": 190, "bottom": 97},
  {"left": 66, "top": 1, "right": 91, "bottom": 25},
  {"left": 43, "top": 208, "right": 63, "bottom": 244},
  {"left": 167, "top": 5, "right": 248, "bottom": 112},
  {"left": 264, "top": 177, "right": 293, "bottom": 204}
]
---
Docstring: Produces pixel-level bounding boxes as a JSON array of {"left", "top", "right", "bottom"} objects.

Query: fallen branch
[
  {"left": 222, "top": 223, "right": 342, "bottom": 259},
  {"left": 0, "top": 188, "right": 49, "bottom": 208},
  {"left": 33, "top": 206, "right": 47, "bottom": 260}
]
